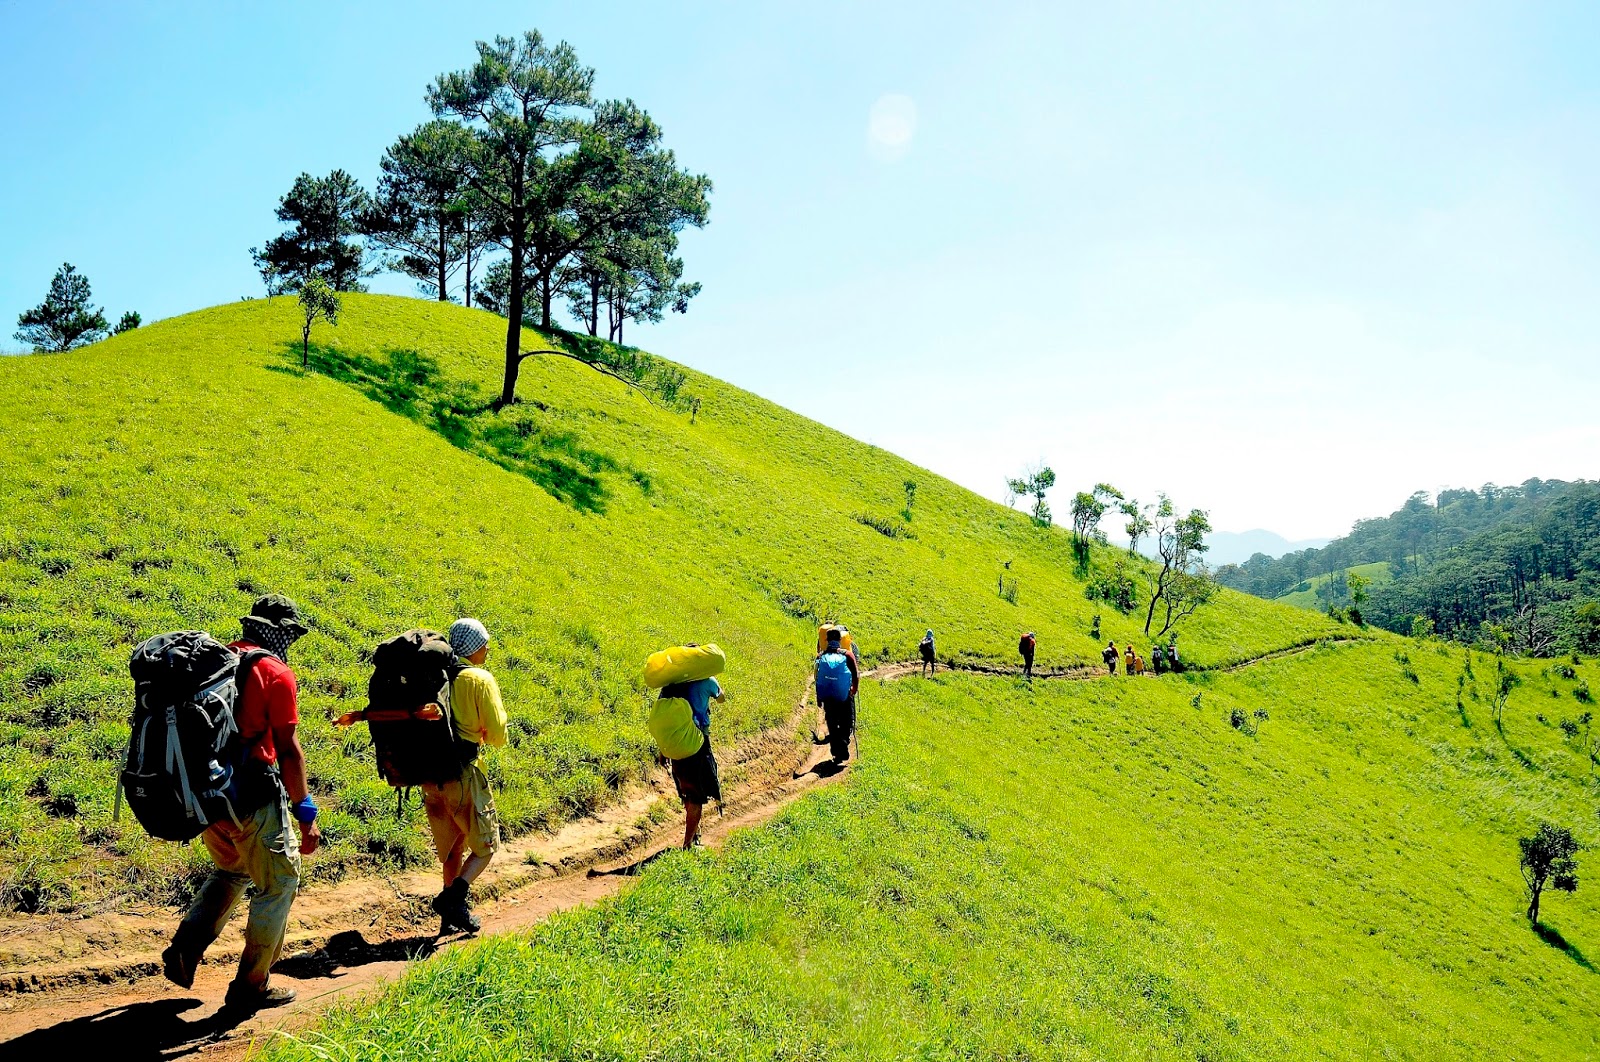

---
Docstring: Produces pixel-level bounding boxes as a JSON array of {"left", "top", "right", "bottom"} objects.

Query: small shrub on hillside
[
  {"left": 1191, "top": 693, "right": 1202, "bottom": 709},
  {"left": 1575, "top": 681, "right": 1592, "bottom": 704},
  {"left": 1090, "top": 612, "right": 1101, "bottom": 639},
  {"left": 1554, "top": 664, "right": 1577, "bottom": 680},
  {"left": 1084, "top": 561, "right": 1137, "bottom": 613},
  {"left": 998, "top": 575, "right": 1018, "bottom": 605},
  {"left": 853, "top": 512, "right": 915, "bottom": 539},
  {"left": 1559, "top": 717, "right": 1581, "bottom": 740}
]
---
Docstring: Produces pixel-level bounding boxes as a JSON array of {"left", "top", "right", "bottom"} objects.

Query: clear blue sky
[{"left": 4, "top": 1, "right": 1597, "bottom": 541}]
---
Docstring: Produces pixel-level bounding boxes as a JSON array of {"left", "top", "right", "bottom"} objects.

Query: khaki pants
[
  {"left": 421, "top": 762, "right": 500, "bottom": 863},
  {"left": 172, "top": 781, "right": 301, "bottom": 991}
]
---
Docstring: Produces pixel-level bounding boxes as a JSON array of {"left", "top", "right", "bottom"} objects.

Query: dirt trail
[{"left": 0, "top": 637, "right": 1366, "bottom": 1056}]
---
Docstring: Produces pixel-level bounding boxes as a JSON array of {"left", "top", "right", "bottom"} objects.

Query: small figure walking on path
[
  {"left": 1019, "top": 632, "right": 1036, "bottom": 679},
  {"left": 1102, "top": 640, "right": 1119, "bottom": 675},
  {"left": 1167, "top": 640, "right": 1181, "bottom": 673},
  {"left": 1151, "top": 642, "right": 1166, "bottom": 674},
  {"left": 919, "top": 629, "right": 936, "bottom": 677}
]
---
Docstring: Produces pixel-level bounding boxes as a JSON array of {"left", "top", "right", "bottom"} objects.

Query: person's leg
[
  {"left": 423, "top": 780, "right": 468, "bottom": 888},
  {"left": 457, "top": 764, "right": 500, "bottom": 887},
  {"left": 233, "top": 785, "right": 302, "bottom": 996},
  {"left": 683, "top": 799, "right": 703, "bottom": 848},
  {"left": 166, "top": 826, "right": 250, "bottom": 985},
  {"left": 823, "top": 699, "right": 848, "bottom": 761}
]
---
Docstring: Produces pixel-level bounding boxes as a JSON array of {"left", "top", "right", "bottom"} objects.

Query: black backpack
[
  {"left": 120, "top": 631, "right": 272, "bottom": 842},
  {"left": 363, "top": 629, "right": 467, "bottom": 790}
]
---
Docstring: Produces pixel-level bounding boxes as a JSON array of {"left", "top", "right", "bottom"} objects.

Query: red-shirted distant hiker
[
  {"left": 1019, "top": 632, "right": 1036, "bottom": 678},
  {"left": 1102, "top": 640, "right": 1119, "bottom": 675}
]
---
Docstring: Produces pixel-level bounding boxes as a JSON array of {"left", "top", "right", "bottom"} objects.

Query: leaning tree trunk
[
  {"left": 437, "top": 210, "right": 449, "bottom": 301},
  {"left": 499, "top": 196, "right": 526, "bottom": 408}
]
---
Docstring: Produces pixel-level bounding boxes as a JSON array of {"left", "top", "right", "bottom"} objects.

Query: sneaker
[
  {"left": 160, "top": 945, "right": 196, "bottom": 990},
  {"left": 223, "top": 982, "right": 297, "bottom": 1012}
]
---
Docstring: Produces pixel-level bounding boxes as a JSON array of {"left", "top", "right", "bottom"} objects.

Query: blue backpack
[{"left": 815, "top": 650, "right": 853, "bottom": 701}]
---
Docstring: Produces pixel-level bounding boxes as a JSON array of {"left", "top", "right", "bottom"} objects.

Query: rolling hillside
[
  {"left": 273, "top": 643, "right": 1600, "bottom": 1060},
  {"left": 1275, "top": 561, "right": 1393, "bottom": 611},
  {"left": 0, "top": 294, "right": 1336, "bottom": 911}
]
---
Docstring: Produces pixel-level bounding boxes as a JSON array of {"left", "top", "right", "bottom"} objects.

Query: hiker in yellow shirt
[{"left": 421, "top": 618, "right": 507, "bottom": 934}]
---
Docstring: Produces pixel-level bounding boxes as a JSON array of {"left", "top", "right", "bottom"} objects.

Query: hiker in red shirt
[{"left": 162, "top": 595, "right": 321, "bottom": 1013}]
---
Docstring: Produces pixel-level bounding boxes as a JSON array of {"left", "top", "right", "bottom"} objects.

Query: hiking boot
[
  {"left": 223, "top": 982, "right": 297, "bottom": 1013},
  {"left": 435, "top": 880, "right": 480, "bottom": 934},
  {"left": 160, "top": 944, "right": 196, "bottom": 990},
  {"left": 440, "top": 898, "right": 481, "bottom": 934}
]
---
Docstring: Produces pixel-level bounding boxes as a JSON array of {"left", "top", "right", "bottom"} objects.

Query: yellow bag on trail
[
  {"left": 817, "top": 624, "right": 854, "bottom": 655},
  {"left": 648, "top": 697, "right": 705, "bottom": 760},
  {"left": 643, "top": 643, "right": 725, "bottom": 689}
]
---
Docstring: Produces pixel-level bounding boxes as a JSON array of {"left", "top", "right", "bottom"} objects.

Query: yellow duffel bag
[
  {"left": 643, "top": 643, "right": 725, "bottom": 689},
  {"left": 817, "top": 624, "right": 854, "bottom": 655},
  {"left": 648, "top": 697, "right": 705, "bottom": 760}
]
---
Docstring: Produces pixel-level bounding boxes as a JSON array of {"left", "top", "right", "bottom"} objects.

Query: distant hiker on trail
[
  {"left": 161, "top": 595, "right": 319, "bottom": 1014},
  {"left": 1151, "top": 643, "right": 1166, "bottom": 674},
  {"left": 1019, "top": 632, "right": 1036, "bottom": 679},
  {"left": 420, "top": 618, "right": 507, "bottom": 935},
  {"left": 1102, "top": 641, "right": 1119, "bottom": 675},
  {"left": 816, "top": 627, "right": 860, "bottom": 765},
  {"left": 1167, "top": 640, "right": 1181, "bottom": 673},
  {"left": 919, "top": 630, "right": 936, "bottom": 677},
  {"left": 1124, "top": 644, "right": 1137, "bottom": 676}
]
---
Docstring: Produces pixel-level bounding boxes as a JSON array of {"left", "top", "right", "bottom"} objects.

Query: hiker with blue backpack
[
  {"left": 147, "top": 595, "right": 320, "bottom": 1014},
  {"left": 816, "top": 627, "right": 859, "bottom": 764}
]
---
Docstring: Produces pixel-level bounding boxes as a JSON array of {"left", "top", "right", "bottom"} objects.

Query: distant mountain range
[{"left": 1205, "top": 529, "right": 1332, "bottom": 567}]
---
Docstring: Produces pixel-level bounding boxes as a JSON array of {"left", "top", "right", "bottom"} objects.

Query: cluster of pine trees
[
  {"left": 251, "top": 30, "right": 711, "bottom": 407},
  {"left": 1217, "top": 480, "right": 1600, "bottom": 654}
]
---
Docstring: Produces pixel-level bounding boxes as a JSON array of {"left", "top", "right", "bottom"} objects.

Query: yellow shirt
[{"left": 450, "top": 666, "right": 508, "bottom": 752}]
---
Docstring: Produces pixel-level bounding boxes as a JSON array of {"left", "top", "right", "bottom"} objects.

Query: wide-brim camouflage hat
[{"left": 243, "top": 593, "right": 309, "bottom": 636}]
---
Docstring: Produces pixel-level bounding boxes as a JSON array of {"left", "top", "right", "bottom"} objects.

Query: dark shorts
[{"left": 671, "top": 735, "right": 721, "bottom": 807}]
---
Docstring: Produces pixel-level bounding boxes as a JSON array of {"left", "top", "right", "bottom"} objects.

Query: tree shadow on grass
[
  {"left": 1534, "top": 922, "right": 1596, "bottom": 973},
  {"left": 1494, "top": 717, "right": 1540, "bottom": 772},
  {"left": 269, "top": 342, "right": 618, "bottom": 514}
]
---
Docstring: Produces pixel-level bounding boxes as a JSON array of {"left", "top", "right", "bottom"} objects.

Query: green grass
[
  {"left": 1276, "top": 561, "right": 1392, "bottom": 611},
  {"left": 0, "top": 294, "right": 1340, "bottom": 911},
  {"left": 267, "top": 642, "right": 1600, "bottom": 1061}
]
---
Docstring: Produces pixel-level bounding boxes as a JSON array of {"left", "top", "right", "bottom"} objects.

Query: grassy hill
[
  {"left": 0, "top": 294, "right": 1336, "bottom": 911},
  {"left": 1276, "top": 561, "right": 1393, "bottom": 611},
  {"left": 272, "top": 643, "right": 1600, "bottom": 1060}
]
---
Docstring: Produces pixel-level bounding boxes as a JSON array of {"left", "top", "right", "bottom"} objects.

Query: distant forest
[{"left": 1216, "top": 479, "right": 1600, "bottom": 655}]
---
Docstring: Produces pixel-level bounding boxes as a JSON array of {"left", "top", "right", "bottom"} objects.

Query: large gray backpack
[{"left": 120, "top": 631, "right": 270, "bottom": 841}]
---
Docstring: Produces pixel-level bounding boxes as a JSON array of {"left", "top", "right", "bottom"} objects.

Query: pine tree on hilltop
[{"left": 15, "top": 263, "right": 109, "bottom": 353}]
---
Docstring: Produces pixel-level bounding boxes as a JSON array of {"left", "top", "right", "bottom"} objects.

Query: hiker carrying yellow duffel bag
[
  {"left": 644, "top": 643, "right": 726, "bottom": 849},
  {"left": 643, "top": 642, "right": 725, "bottom": 689}
]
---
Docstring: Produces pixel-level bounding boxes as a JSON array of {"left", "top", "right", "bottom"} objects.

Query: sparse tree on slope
[
  {"left": 297, "top": 276, "right": 340, "bottom": 368},
  {"left": 112, "top": 311, "right": 141, "bottom": 335},
  {"left": 15, "top": 263, "right": 109, "bottom": 352},
  {"left": 1143, "top": 494, "right": 1217, "bottom": 636},
  {"left": 252, "top": 170, "right": 373, "bottom": 294},
  {"left": 1069, "top": 483, "right": 1124, "bottom": 556},
  {"left": 1007, "top": 464, "right": 1057, "bottom": 526},
  {"left": 364, "top": 120, "right": 477, "bottom": 301},
  {"left": 428, "top": 31, "right": 594, "bottom": 408},
  {"left": 1121, "top": 498, "right": 1152, "bottom": 555},
  {"left": 1519, "top": 822, "right": 1580, "bottom": 924}
]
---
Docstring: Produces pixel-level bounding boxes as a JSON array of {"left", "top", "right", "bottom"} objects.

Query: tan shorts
[{"left": 421, "top": 762, "right": 500, "bottom": 861}]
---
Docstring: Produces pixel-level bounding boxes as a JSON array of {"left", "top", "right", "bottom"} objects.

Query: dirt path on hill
[{"left": 0, "top": 636, "right": 1367, "bottom": 1057}]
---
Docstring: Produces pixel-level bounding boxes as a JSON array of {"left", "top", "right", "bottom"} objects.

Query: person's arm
[
  {"left": 272, "top": 721, "right": 320, "bottom": 855},
  {"left": 478, "top": 672, "right": 509, "bottom": 748},
  {"left": 268, "top": 673, "right": 320, "bottom": 854},
  {"left": 711, "top": 676, "right": 726, "bottom": 704},
  {"left": 845, "top": 651, "right": 860, "bottom": 694}
]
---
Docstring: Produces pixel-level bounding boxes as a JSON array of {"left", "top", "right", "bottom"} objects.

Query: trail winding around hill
[{"left": 0, "top": 637, "right": 1367, "bottom": 1058}]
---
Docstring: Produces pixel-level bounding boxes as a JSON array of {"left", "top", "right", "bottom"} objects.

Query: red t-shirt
[{"left": 228, "top": 642, "right": 299, "bottom": 765}]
